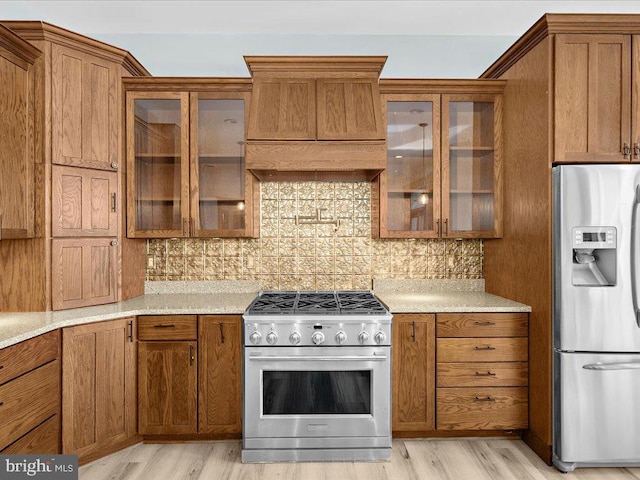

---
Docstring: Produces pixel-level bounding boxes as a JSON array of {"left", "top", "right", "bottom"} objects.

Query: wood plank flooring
[{"left": 79, "top": 439, "right": 640, "bottom": 480}]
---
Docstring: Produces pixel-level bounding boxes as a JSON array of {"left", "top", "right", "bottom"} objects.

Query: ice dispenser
[{"left": 571, "top": 227, "right": 616, "bottom": 286}]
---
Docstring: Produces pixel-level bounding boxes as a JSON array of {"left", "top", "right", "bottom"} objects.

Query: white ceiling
[{"left": 3, "top": 0, "right": 640, "bottom": 36}]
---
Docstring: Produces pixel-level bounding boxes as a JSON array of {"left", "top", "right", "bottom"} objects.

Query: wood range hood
[{"left": 244, "top": 56, "right": 388, "bottom": 182}]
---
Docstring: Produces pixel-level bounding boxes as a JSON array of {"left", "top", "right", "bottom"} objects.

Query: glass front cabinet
[
  {"left": 379, "top": 84, "right": 503, "bottom": 238},
  {"left": 126, "top": 86, "right": 257, "bottom": 238}
]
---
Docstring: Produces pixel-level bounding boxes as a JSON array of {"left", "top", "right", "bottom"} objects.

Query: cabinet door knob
[
  {"left": 111, "top": 162, "right": 119, "bottom": 170},
  {"left": 110, "top": 240, "right": 118, "bottom": 247},
  {"left": 624, "top": 143, "right": 631, "bottom": 160},
  {"left": 634, "top": 143, "right": 640, "bottom": 160}
]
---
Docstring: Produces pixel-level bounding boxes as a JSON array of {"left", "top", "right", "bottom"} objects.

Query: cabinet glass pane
[
  {"left": 134, "top": 99, "right": 183, "bottom": 231},
  {"left": 198, "top": 99, "right": 245, "bottom": 231},
  {"left": 448, "top": 101, "right": 495, "bottom": 232},
  {"left": 386, "top": 101, "right": 434, "bottom": 231}
]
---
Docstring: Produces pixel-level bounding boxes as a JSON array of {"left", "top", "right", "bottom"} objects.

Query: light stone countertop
[{"left": 0, "top": 279, "right": 530, "bottom": 349}]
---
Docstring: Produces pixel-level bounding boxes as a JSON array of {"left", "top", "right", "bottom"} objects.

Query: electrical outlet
[{"left": 147, "top": 256, "right": 155, "bottom": 268}]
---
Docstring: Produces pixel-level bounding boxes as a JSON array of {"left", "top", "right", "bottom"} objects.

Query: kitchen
[{"left": 1, "top": 1, "right": 640, "bottom": 478}]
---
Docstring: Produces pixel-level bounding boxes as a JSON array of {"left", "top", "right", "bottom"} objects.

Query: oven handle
[{"left": 248, "top": 353, "right": 388, "bottom": 362}]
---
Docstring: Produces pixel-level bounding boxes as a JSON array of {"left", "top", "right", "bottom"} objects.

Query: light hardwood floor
[{"left": 79, "top": 439, "right": 640, "bottom": 480}]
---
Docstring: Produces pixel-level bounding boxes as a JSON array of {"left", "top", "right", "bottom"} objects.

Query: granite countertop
[{"left": 0, "top": 279, "right": 531, "bottom": 349}]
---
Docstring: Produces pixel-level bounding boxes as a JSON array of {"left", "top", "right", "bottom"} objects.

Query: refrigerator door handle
[
  {"left": 583, "top": 362, "right": 640, "bottom": 371},
  {"left": 632, "top": 184, "right": 640, "bottom": 327}
]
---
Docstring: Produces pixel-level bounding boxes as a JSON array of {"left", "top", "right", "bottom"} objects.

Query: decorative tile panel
[{"left": 145, "top": 182, "right": 483, "bottom": 286}]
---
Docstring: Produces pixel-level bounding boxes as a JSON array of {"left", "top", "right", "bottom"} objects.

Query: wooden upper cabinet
[
  {"left": 62, "top": 318, "right": 137, "bottom": 461},
  {"left": 52, "top": 165, "right": 118, "bottom": 237},
  {"left": 377, "top": 83, "right": 503, "bottom": 239},
  {"left": 380, "top": 94, "right": 441, "bottom": 238},
  {"left": 52, "top": 44, "right": 119, "bottom": 171},
  {"left": 247, "top": 78, "right": 316, "bottom": 140},
  {"left": 0, "top": 25, "right": 39, "bottom": 240},
  {"left": 317, "top": 78, "right": 385, "bottom": 140},
  {"left": 442, "top": 94, "right": 502, "bottom": 238},
  {"left": 51, "top": 238, "right": 118, "bottom": 310},
  {"left": 126, "top": 92, "right": 190, "bottom": 238},
  {"left": 555, "top": 34, "right": 632, "bottom": 163}
]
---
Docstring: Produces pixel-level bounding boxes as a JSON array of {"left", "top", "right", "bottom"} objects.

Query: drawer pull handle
[
  {"left": 0, "top": 402, "right": 4, "bottom": 407},
  {"left": 153, "top": 324, "right": 176, "bottom": 328},
  {"left": 475, "top": 371, "right": 496, "bottom": 376},
  {"left": 474, "top": 346, "right": 496, "bottom": 351},
  {"left": 474, "top": 396, "right": 496, "bottom": 402},
  {"left": 0, "top": 365, "right": 3, "bottom": 370},
  {"left": 473, "top": 321, "right": 496, "bottom": 326}
]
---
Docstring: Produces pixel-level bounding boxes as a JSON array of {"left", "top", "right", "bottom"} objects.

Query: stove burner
[{"left": 246, "top": 291, "right": 387, "bottom": 315}]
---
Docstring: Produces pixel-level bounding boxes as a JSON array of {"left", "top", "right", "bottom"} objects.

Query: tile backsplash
[{"left": 146, "top": 182, "right": 483, "bottom": 289}]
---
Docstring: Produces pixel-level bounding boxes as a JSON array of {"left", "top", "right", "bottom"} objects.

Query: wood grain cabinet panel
[
  {"left": 138, "top": 315, "right": 197, "bottom": 341},
  {"left": 0, "top": 25, "right": 39, "bottom": 239},
  {"left": 0, "top": 361, "right": 59, "bottom": 451},
  {"left": 437, "top": 337, "right": 528, "bottom": 363},
  {"left": 198, "top": 316, "right": 242, "bottom": 436},
  {"left": 51, "top": 238, "right": 117, "bottom": 310},
  {"left": 555, "top": 34, "right": 631, "bottom": 163},
  {"left": 247, "top": 78, "right": 316, "bottom": 140},
  {"left": 52, "top": 165, "right": 118, "bottom": 236},
  {"left": 52, "top": 43, "right": 119, "bottom": 170},
  {"left": 437, "top": 362, "right": 528, "bottom": 387},
  {"left": 0, "top": 330, "right": 59, "bottom": 386},
  {"left": 2, "top": 415, "right": 59, "bottom": 455},
  {"left": 436, "top": 387, "right": 528, "bottom": 430},
  {"left": 317, "top": 78, "right": 385, "bottom": 140},
  {"left": 392, "top": 314, "right": 435, "bottom": 433},
  {"left": 62, "top": 318, "right": 137, "bottom": 461},
  {"left": 436, "top": 313, "right": 528, "bottom": 337},
  {"left": 138, "top": 341, "right": 197, "bottom": 435}
]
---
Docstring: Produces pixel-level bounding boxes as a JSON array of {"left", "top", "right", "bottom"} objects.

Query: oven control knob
[
  {"left": 266, "top": 331, "right": 278, "bottom": 345},
  {"left": 357, "top": 331, "right": 369, "bottom": 344},
  {"left": 311, "top": 331, "right": 325, "bottom": 345},
  {"left": 289, "top": 331, "right": 301, "bottom": 345},
  {"left": 335, "top": 331, "right": 347, "bottom": 345},
  {"left": 249, "top": 331, "right": 262, "bottom": 345},
  {"left": 374, "top": 330, "right": 387, "bottom": 345}
]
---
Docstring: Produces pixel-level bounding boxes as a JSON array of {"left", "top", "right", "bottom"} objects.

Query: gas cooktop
[{"left": 246, "top": 290, "right": 388, "bottom": 315}]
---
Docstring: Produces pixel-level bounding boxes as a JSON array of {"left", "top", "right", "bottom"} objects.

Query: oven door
[{"left": 243, "top": 346, "right": 390, "bottom": 448}]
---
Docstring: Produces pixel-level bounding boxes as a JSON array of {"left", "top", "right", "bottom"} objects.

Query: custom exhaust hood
[{"left": 244, "top": 56, "right": 387, "bottom": 181}]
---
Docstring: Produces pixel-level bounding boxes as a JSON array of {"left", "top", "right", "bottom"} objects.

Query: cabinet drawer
[
  {"left": 437, "top": 362, "right": 528, "bottom": 387},
  {"left": 0, "top": 361, "right": 60, "bottom": 450},
  {"left": 437, "top": 313, "right": 528, "bottom": 338},
  {"left": 436, "top": 387, "right": 528, "bottom": 430},
  {"left": 138, "top": 315, "right": 197, "bottom": 340},
  {"left": 437, "top": 338, "right": 527, "bottom": 362},
  {"left": 0, "top": 331, "right": 59, "bottom": 385},
  {"left": 2, "top": 415, "right": 59, "bottom": 454}
]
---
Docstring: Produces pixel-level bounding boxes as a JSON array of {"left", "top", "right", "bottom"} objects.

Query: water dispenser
[{"left": 571, "top": 227, "right": 616, "bottom": 286}]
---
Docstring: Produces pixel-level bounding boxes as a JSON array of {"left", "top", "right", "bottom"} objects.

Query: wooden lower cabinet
[
  {"left": 62, "top": 318, "right": 137, "bottom": 461},
  {"left": 198, "top": 315, "right": 242, "bottom": 436},
  {"left": 392, "top": 314, "right": 435, "bottom": 433},
  {"left": 435, "top": 313, "right": 529, "bottom": 431},
  {"left": 0, "top": 331, "right": 60, "bottom": 454},
  {"left": 138, "top": 341, "right": 197, "bottom": 435}
]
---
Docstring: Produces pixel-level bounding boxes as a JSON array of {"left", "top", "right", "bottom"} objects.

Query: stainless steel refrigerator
[{"left": 553, "top": 164, "right": 640, "bottom": 472}]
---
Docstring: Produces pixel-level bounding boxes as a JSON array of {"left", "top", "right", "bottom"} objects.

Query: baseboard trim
[
  {"left": 522, "top": 429, "right": 552, "bottom": 465},
  {"left": 393, "top": 430, "right": 522, "bottom": 439}
]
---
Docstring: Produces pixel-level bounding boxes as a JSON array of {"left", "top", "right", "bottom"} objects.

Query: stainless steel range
[{"left": 242, "top": 290, "right": 392, "bottom": 463}]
